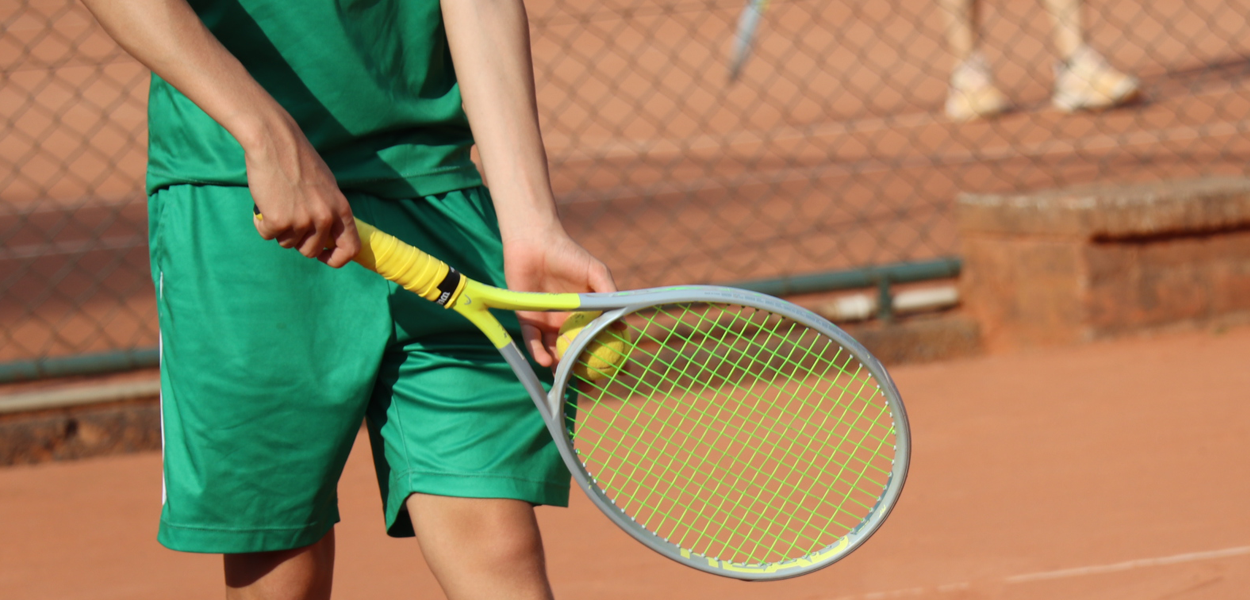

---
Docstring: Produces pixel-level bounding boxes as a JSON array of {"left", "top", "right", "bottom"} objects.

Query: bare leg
[
  {"left": 1042, "top": 0, "right": 1083, "bottom": 60},
  {"left": 407, "top": 494, "right": 554, "bottom": 600},
  {"left": 224, "top": 529, "right": 335, "bottom": 600},
  {"left": 940, "top": 0, "right": 979, "bottom": 64},
  {"left": 940, "top": 0, "right": 1007, "bottom": 119},
  {"left": 1046, "top": 0, "right": 1138, "bottom": 110}
]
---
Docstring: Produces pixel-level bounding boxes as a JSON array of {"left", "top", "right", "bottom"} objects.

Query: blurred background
[
  {"left": 3, "top": 0, "right": 1250, "bottom": 597},
  {"left": 4, "top": 0, "right": 1249, "bottom": 375}
]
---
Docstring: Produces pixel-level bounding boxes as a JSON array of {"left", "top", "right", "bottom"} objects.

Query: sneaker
[
  {"left": 945, "top": 52, "right": 1010, "bottom": 121},
  {"left": 1052, "top": 45, "right": 1140, "bottom": 112}
]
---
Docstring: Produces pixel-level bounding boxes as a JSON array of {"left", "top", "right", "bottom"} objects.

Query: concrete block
[
  {"left": 0, "top": 399, "right": 160, "bottom": 466},
  {"left": 959, "top": 177, "right": 1250, "bottom": 348}
]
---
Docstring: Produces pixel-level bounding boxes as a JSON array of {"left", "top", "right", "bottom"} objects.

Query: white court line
[
  {"left": 1003, "top": 545, "right": 1250, "bottom": 584},
  {"left": 827, "top": 545, "right": 1250, "bottom": 600}
]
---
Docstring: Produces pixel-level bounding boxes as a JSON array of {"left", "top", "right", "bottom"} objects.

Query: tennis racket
[
  {"left": 728, "top": 0, "right": 769, "bottom": 81},
  {"left": 273, "top": 213, "right": 910, "bottom": 580}
]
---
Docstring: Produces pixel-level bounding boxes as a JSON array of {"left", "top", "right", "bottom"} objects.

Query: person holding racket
[{"left": 80, "top": 0, "right": 613, "bottom": 597}]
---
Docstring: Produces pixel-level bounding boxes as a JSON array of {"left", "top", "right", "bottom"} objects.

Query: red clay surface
[{"left": 3, "top": 325, "right": 1249, "bottom": 599}]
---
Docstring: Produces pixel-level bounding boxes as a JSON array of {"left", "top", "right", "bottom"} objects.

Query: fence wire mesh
[{"left": 3, "top": 0, "right": 1250, "bottom": 370}]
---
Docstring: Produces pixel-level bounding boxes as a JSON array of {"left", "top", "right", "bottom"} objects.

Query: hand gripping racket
[{"left": 287, "top": 214, "right": 911, "bottom": 580}]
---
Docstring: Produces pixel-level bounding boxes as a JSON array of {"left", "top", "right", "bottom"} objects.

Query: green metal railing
[{"left": 0, "top": 257, "right": 961, "bottom": 384}]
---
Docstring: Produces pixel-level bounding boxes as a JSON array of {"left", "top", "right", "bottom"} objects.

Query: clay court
[
  {"left": 3, "top": 324, "right": 1248, "bottom": 599},
  {"left": 4, "top": 0, "right": 1250, "bottom": 596}
]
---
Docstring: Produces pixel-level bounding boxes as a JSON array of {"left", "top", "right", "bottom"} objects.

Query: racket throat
[{"left": 497, "top": 342, "right": 560, "bottom": 421}]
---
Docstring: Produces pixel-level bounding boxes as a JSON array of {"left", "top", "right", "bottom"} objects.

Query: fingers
[
  {"left": 587, "top": 262, "right": 617, "bottom": 294},
  {"left": 254, "top": 206, "right": 318, "bottom": 248},
  {"left": 252, "top": 213, "right": 270, "bottom": 239},
  {"left": 520, "top": 311, "right": 569, "bottom": 368},
  {"left": 520, "top": 321, "right": 554, "bottom": 367},
  {"left": 543, "top": 327, "right": 560, "bottom": 363},
  {"left": 254, "top": 192, "right": 358, "bottom": 268},
  {"left": 318, "top": 215, "right": 360, "bottom": 268}
]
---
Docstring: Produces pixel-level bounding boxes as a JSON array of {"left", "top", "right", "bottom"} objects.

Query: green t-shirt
[{"left": 146, "top": 0, "right": 482, "bottom": 198}]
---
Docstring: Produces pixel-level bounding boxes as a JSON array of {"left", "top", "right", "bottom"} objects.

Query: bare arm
[
  {"left": 442, "top": 0, "right": 616, "bottom": 366},
  {"left": 80, "top": 0, "right": 358, "bottom": 266}
]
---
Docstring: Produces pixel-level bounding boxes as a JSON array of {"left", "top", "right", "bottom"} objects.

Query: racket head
[{"left": 548, "top": 287, "right": 909, "bottom": 580}]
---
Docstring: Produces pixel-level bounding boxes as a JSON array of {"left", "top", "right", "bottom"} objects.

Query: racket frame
[{"left": 487, "top": 286, "right": 910, "bottom": 581}]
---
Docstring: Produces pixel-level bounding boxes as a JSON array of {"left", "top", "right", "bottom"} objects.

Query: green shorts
[{"left": 150, "top": 184, "right": 570, "bottom": 554}]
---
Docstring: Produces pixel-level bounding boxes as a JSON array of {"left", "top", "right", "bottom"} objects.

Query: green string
[
  {"left": 571, "top": 304, "right": 893, "bottom": 561},
  {"left": 566, "top": 302, "right": 896, "bottom": 564}
]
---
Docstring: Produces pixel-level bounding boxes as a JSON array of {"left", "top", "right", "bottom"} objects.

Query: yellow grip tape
[
  {"left": 355, "top": 220, "right": 464, "bottom": 306},
  {"left": 250, "top": 206, "right": 465, "bottom": 307}
]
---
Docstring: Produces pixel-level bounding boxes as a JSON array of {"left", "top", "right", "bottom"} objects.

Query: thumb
[{"left": 521, "top": 321, "right": 554, "bottom": 367}]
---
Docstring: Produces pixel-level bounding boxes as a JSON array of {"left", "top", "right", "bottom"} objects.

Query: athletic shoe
[
  {"left": 1052, "top": 45, "right": 1140, "bottom": 112},
  {"left": 945, "top": 52, "right": 1010, "bottom": 121}
]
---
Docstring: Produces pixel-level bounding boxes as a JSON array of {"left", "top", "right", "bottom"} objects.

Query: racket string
[
  {"left": 654, "top": 306, "right": 818, "bottom": 554},
  {"left": 572, "top": 320, "right": 847, "bottom": 557},
  {"left": 576, "top": 327, "right": 883, "bottom": 513},
  {"left": 575, "top": 305, "right": 890, "bottom": 557},
  {"left": 659, "top": 304, "right": 871, "bottom": 556},
  {"left": 581, "top": 310, "right": 893, "bottom": 488},
  {"left": 580, "top": 350, "right": 895, "bottom": 537},
  {"left": 776, "top": 362, "right": 893, "bottom": 559},
  {"left": 567, "top": 302, "right": 897, "bottom": 565},
  {"left": 584, "top": 305, "right": 894, "bottom": 455},
  {"left": 577, "top": 306, "right": 824, "bottom": 553}
]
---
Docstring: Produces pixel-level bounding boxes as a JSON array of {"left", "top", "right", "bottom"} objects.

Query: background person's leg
[
  {"left": 407, "top": 495, "right": 554, "bottom": 600},
  {"left": 224, "top": 530, "right": 336, "bottom": 600},
  {"left": 940, "top": 0, "right": 1008, "bottom": 120},
  {"left": 1044, "top": 0, "right": 1139, "bottom": 111},
  {"left": 940, "top": 0, "right": 978, "bottom": 63},
  {"left": 1041, "top": 0, "right": 1083, "bottom": 60}
]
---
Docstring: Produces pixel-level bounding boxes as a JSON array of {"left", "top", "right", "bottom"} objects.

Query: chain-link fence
[{"left": 4, "top": 0, "right": 1250, "bottom": 378}]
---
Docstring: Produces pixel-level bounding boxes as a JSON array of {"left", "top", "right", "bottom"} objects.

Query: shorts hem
[
  {"left": 157, "top": 513, "right": 340, "bottom": 554},
  {"left": 385, "top": 470, "right": 571, "bottom": 537}
]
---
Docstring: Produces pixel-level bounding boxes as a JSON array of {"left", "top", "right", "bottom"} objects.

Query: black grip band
[{"left": 434, "top": 267, "right": 461, "bottom": 307}]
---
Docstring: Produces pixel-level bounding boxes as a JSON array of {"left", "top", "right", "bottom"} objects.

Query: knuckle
[
  {"left": 342, "top": 234, "right": 361, "bottom": 253},
  {"left": 311, "top": 209, "right": 334, "bottom": 229},
  {"left": 299, "top": 241, "right": 320, "bottom": 258}
]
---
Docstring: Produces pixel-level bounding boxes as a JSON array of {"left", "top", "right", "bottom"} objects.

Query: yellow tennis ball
[{"left": 556, "top": 311, "right": 632, "bottom": 381}]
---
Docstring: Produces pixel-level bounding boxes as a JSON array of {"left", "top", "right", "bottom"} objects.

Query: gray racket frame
[{"left": 496, "top": 285, "right": 910, "bottom": 581}]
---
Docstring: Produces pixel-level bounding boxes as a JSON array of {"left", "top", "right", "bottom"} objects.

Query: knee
[
  {"left": 408, "top": 495, "right": 546, "bottom": 567},
  {"left": 408, "top": 496, "right": 553, "bottom": 598},
  {"left": 224, "top": 531, "right": 335, "bottom": 595},
  {"left": 474, "top": 512, "right": 545, "bottom": 566},
  {"left": 455, "top": 506, "right": 545, "bottom": 566}
]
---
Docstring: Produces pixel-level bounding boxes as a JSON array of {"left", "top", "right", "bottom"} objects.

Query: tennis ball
[{"left": 556, "top": 311, "right": 632, "bottom": 381}]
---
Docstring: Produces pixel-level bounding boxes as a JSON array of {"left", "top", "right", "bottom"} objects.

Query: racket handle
[
  {"left": 354, "top": 219, "right": 465, "bottom": 307},
  {"left": 251, "top": 205, "right": 465, "bottom": 307}
]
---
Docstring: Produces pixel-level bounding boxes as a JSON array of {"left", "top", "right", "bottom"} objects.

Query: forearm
[
  {"left": 441, "top": 0, "right": 561, "bottom": 239},
  {"left": 80, "top": 0, "right": 292, "bottom": 152},
  {"left": 82, "top": 0, "right": 359, "bottom": 265}
]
